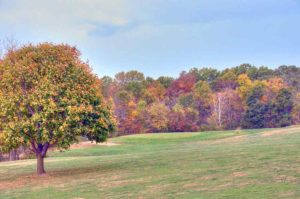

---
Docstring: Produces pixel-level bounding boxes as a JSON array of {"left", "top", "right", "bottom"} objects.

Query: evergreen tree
[
  {"left": 242, "top": 85, "right": 269, "bottom": 128},
  {"left": 272, "top": 88, "right": 293, "bottom": 127}
]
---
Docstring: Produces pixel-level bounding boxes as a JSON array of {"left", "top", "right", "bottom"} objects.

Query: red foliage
[{"left": 166, "top": 72, "right": 197, "bottom": 98}]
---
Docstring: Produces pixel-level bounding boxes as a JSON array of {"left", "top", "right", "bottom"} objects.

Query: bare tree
[
  {"left": 211, "top": 89, "right": 244, "bottom": 129},
  {"left": 212, "top": 92, "right": 224, "bottom": 128},
  {"left": 0, "top": 35, "right": 19, "bottom": 59}
]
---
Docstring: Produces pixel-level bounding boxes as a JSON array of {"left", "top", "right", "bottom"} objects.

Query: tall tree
[
  {"left": 192, "top": 81, "right": 213, "bottom": 126},
  {"left": 143, "top": 102, "right": 169, "bottom": 132},
  {"left": 189, "top": 67, "right": 220, "bottom": 85},
  {"left": 291, "top": 92, "right": 300, "bottom": 124},
  {"left": 168, "top": 104, "right": 198, "bottom": 132},
  {"left": 115, "top": 70, "right": 146, "bottom": 98},
  {"left": 0, "top": 43, "right": 115, "bottom": 175},
  {"left": 271, "top": 88, "right": 293, "bottom": 127},
  {"left": 242, "top": 85, "right": 269, "bottom": 129},
  {"left": 213, "top": 69, "right": 238, "bottom": 91},
  {"left": 275, "top": 65, "right": 300, "bottom": 91},
  {"left": 237, "top": 74, "right": 253, "bottom": 100},
  {"left": 157, "top": 76, "right": 174, "bottom": 89},
  {"left": 210, "top": 89, "right": 244, "bottom": 129},
  {"left": 100, "top": 76, "right": 114, "bottom": 98},
  {"left": 248, "top": 66, "right": 274, "bottom": 80},
  {"left": 166, "top": 71, "right": 196, "bottom": 98}
]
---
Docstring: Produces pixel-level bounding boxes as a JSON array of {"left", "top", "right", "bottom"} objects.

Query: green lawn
[{"left": 0, "top": 127, "right": 300, "bottom": 199}]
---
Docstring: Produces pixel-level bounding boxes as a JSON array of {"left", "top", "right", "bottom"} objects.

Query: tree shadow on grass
[{"left": 0, "top": 160, "right": 128, "bottom": 191}]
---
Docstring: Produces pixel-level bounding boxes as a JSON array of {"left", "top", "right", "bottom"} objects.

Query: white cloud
[{"left": 0, "top": 0, "right": 137, "bottom": 43}]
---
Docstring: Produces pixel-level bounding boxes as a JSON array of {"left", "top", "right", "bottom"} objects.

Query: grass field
[{"left": 0, "top": 127, "right": 300, "bottom": 198}]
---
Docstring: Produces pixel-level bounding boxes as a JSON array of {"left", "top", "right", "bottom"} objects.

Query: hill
[{"left": 0, "top": 127, "right": 300, "bottom": 198}]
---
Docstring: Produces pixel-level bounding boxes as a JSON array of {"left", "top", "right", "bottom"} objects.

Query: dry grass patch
[
  {"left": 210, "top": 135, "right": 246, "bottom": 144},
  {"left": 261, "top": 126, "right": 300, "bottom": 137},
  {"left": 0, "top": 174, "right": 53, "bottom": 190},
  {"left": 274, "top": 175, "right": 299, "bottom": 183},
  {"left": 70, "top": 141, "right": 120, "bottom": 149},
  {"left": 232, "top": 172, "right": 248, "bottom": 178}
]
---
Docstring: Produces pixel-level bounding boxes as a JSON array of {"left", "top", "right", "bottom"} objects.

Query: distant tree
[
  {"left": 213, "top": 69, "right": 238, "bottom": 91},
  {"left": 0, "top": 37, "right": 20, "bottom": 161},
  {"left": 192, "top": 81, "right": 213, "bottom": 125},
  {"left": 145, "top": 77, "right": 155, "bottom": 87},
  {"left": 166, "top": 71, "right": 196, "bottom": 98},
  {"left": 189, "top": 67, "right": 220, "bottom": 85},
  {"left": 157, "top": 76, "right": 174, "bottom": 89},
  {"left": 101, "top": 76, "right": 113, "bottom": 98},
  {"left": 0, "top": 36, "right": 19, "bottom": 59},
  {"left": 275, "top": 65, "right": 300, "bottom": 91},
  {"left": 233, "top": 64, "right": 254, "bottom": 76},
  {"left": 114, "top": 90, "right": 133, "bottom": 124},
  {"left": 210, "top": 89, "right": 244, "bottom": 129},
  {"left": 168, "top": 104, "right": 198, "bottom": 132},
  {"left": 143, "top": 102, "right": 169, "bottom": 132},
  {"left": 178, "top": 93, "right": 194, "bottom": 108},
  {"left": 115, "top": 71, "right": 146, "bottom": 98},
  {"left": 0, "top": 43, "right": 115, "bottom": 175},
  {"left": 144, "top": 81, "right": 166, "bottom": 104},
  {"left": 291, "top": 93, "right": 300, "bottom": 124},
  {"left": 271, "top": 88, "right": 293, "bottom": 127},
  {"left": 242, "top": 85, "right": 269, "bottom": 128},
  {"left": 96, "top": 64, "right": 299, "bottom": 135},
  {"left": 115, "top": 71, "right": 145, "bottom": 85},
  {"left": 248, "top": 66, "right": 274, "bottom": 80},
  {"left": 264, "top": 77, "right": 286, "bottom": 102},
  {"left": 111, "top": 71, "right": 147, "bottom": 134},
  {"left": 210, "top": 92, "right": 225, "bottom": 128},
  {"left": 117, "top": 99, "right": 144, "bottom": 135},
  {"left": 237, "top": 74, "right": 253, "bottom": 100}
]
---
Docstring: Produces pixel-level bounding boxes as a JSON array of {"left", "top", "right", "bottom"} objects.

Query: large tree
[{"left": 0, "top": 43, "right": 115, "bottom": 175}]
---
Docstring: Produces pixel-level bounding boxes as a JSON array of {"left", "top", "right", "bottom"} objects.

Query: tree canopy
[
  {"left": 0, "top": 43, "right": 115, "bottom": 174},
  {"left": 101, "top": 64, "right": 299, "bottom": 134}
]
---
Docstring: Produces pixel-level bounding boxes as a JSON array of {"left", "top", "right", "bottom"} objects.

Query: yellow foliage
[
  {"left": 0, "top": 43, "right": 116, "bottom": 153},
  {"left": 237, "top": 74, "right": 253, "bottom": 100},
  {"left": 128, "top": 100, "right": 136, "bottom": 108}
]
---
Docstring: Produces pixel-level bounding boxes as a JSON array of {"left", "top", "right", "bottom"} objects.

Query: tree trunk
[
  {"left": 32, "top": 142, "right": 49, "bottom": 175},
  {"left": 9, "top": 149, "right": 19, "bottom": 161},
  {"left": 36, "top": 154, "right": 46, "bottom": 175}
]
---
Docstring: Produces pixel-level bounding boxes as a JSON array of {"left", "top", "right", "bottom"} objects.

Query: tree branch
[
  {"left": 30, "top": 140, "right": 38, "bottom": 154},
  {"left": 41, "top": 142, "right": 49, "bottom": 157}
]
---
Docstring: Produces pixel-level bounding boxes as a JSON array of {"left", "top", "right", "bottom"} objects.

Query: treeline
[{"left": 101, "top": 64, "right": 300, "bottom": 135}]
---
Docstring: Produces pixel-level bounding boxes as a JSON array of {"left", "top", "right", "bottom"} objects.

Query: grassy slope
[{"left": 0, "top": 127, "right": 299, "bottom": 199}]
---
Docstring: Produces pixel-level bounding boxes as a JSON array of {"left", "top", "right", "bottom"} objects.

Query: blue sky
[{"left": 1, "top": 0, "right": 300, "bottom": 78}]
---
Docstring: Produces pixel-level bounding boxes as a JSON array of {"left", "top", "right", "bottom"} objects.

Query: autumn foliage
[
  {"left": 101, "top": 64, "right": 300, "bottom": 135},
  {"left": 1, "top": 42, "right": 300, "bottom": 169},
  {"left": 0, "top": 43, "right": 115, "bottom": 174}
]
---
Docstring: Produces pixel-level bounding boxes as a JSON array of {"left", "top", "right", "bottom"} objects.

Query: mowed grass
[{"left": 0, "top": 127, "right": 300, "bottom": 199}]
